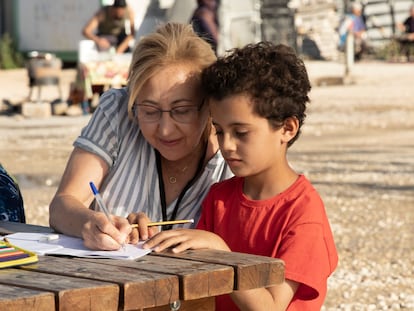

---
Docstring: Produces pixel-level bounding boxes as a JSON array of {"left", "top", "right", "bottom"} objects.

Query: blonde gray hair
[{"left": 127, "top": 22, "right": 217, "bottom": 118}]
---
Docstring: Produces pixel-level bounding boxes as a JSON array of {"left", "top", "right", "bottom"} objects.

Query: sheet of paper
[{"left": 5, "top": 232, "right": 151, "bottom": 260}]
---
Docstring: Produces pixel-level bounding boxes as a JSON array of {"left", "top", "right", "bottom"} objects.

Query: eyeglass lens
[{"left": 135, "top": 105, "right": 200, "bottom": 123}]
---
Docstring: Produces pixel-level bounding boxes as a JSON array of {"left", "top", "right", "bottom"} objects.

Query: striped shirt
[{"left": 74, "top": 88, "right": 233, "bottom": 228}]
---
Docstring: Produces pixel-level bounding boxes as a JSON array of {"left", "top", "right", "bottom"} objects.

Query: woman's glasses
[{"left": 134, "top": 104, "right": 201, "bottom": 123}]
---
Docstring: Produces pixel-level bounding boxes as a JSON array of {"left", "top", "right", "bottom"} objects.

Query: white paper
[{"left": 5, "top": 232, "right": 151, "bottom": 260}]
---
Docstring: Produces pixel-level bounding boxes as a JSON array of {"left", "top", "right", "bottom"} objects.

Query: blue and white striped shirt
[{"left": 74, "top": 88, "right": 233, "bottom": 227}]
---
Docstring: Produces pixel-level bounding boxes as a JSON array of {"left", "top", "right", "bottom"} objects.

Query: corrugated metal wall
[{"left": 362, "top": 0, "right": 414, "bottom": 46}]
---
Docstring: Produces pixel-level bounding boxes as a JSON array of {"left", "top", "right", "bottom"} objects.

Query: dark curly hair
[{"left": 202, "top": 42, "right": 311, "bottom": 147}]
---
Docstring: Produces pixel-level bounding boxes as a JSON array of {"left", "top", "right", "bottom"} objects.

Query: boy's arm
[
  {"left": 143, "top": 229, "right": 299, "bottom": 310},
  {"left": 230, "top": 279, "right": 299, "bottom": 311}
]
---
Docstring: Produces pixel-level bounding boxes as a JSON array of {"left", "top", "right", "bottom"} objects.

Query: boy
[{"left": 143, "top": 42, "right": 338, "bottom": 310}]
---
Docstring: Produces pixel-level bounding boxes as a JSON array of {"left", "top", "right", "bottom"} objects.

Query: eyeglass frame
[{"left": 133, "top": 101, "right": 205, "bottom": 124}]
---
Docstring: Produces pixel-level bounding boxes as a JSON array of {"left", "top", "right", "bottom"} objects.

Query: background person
[
  {"left": 396, "top": 5, "right": 414, "bottom": 60},
  {"left": 190, "top": 0, "right": 219, "bottom": 53},
  {"left": 82, "top": 0, "right": 135, "bottom": 53},
  {"left": 143, "top": 42, "right": 338, "bottom": 311},
  {"left": 338, "top": 2, "right": 367, "bottom": 60},
  {"left": 49, "top": 22, "right": 232, "bottom": 251},
  {"left": 397, "top": 4, "right": 414, "bottom": 38}
]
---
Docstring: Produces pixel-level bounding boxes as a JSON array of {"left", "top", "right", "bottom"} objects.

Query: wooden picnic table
[{"left": 0, "top": 221, "right": 285, "bottom": 311}]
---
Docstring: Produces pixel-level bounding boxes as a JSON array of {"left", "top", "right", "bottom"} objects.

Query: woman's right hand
[
  {"left": 81, "top": 212, "right": 131, "bottom": 251},
  {"left": 127, "top": 212, "right": 159, "bottom": 243}
]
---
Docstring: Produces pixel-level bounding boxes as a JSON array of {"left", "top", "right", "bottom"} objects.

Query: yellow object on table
[{"left": 0, "top": 238, "right": 38, "bottom": 268}]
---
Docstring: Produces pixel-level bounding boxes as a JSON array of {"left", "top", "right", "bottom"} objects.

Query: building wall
[
  {"left": 0, "top": 0, "right": 14, "bottom": 37},
  {"left": 294, "top": 1, "right": 340, "bottom": 60}
]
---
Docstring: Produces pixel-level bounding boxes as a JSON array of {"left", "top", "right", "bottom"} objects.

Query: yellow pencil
[{"left": 131, "top": 219, "right": 194, "bottom": 228}]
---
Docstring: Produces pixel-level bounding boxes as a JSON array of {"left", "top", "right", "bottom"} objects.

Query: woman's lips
[{"left": 159, "top": 138, "right": 182, "bottom": 147}]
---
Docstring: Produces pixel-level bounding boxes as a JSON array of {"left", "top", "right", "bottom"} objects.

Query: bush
[
  {"left": 0, "top": 33, "right": 24, "bottom": 69},
  {"left": 374, "top": 40, "right": 404, "bottom": 62}
]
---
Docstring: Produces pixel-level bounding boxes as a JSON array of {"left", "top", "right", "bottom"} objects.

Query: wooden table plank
[
  {"left": 145, "top": 297, "right": 215, "bottom": 311},
  {"left": 81, "top": 254, "right": 234, "bottom": 301},
  {"left": 0, "top": 268, "right": 119, "bottom": 311},
  {"left": 0, "top": 284, "right": 55, "bottom": 311},
  {"left": 20, "top": 256, "right": 179, "bottom": 310},
  {"left": 0, "top": 221, "right": 54, "bottom": 235},
  {"left": 154, "top": 249, "right": 285, "bottom": 290}
]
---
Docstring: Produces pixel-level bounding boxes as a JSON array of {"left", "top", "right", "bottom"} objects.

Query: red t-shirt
[{"left": 197, "top": 175, "right": 338, "bottom": 311}]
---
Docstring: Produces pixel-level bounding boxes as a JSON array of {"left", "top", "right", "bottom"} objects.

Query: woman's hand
[
  {"left": 96, "top": 37, "right": 112, "bottom": 51},
  {"left": 81, "top": 212, "right": 131, "bottom": 251},
  {"left": 127, "top": 212, "right": 159, "bottom": 243},
  {"left": 143, "top": 229, "right": 230, "bottom": 253}
]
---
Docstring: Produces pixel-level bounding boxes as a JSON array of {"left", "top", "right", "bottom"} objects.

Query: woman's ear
[{"left": 281, "top": 117, "right": 299, "bottom": 144}]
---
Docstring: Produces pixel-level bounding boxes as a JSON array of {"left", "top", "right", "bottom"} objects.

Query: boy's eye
[{"left": 214, "top": 128, "right": 223, "bottom": 136}]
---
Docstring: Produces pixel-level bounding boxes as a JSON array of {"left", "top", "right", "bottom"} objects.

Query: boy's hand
[{"left": 143, "top": 229, "right": 231, "bottom": 253}]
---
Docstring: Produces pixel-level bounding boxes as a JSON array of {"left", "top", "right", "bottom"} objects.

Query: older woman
[{"left": 49, "top": 22, "right": 232, "bottom": 250}]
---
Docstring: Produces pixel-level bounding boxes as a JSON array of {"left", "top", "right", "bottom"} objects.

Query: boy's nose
[{"left": 220, "top": 134, "right": 236, "bottom": 152}]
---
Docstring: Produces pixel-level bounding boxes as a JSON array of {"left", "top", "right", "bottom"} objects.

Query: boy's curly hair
[{"left": 202, "top": 42, "right": 311, "bottom": 147}]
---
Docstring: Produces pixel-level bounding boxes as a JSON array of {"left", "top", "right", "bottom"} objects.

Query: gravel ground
[{"left": 1, "top": 60, "right": 413, "bottom": 310}]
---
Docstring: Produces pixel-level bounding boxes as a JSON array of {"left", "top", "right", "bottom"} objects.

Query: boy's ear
[{"left": 281, "top": 117, "right": 299, "bottom": 143}]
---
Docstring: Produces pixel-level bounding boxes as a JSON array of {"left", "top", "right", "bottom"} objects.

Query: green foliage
[
  {"left": 374, "top": 40, "right": 406, "bottom": 62},
  {"left": 0, "top": 33, "right": 24, "bottom": 69},
  {"left": 373, "top": 45, "right": 391, "bottom": 61}
]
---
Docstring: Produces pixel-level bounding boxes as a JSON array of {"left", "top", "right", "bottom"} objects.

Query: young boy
[{"left": 143, "top": 42, "right": 338, "bottom": 311}]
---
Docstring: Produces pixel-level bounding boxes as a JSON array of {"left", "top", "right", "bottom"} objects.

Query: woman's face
[{"left": 136, "top": 63, "right": 208, "bottom": 161}]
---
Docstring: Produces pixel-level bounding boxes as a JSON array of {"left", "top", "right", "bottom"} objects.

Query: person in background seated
[
  {"left": 190, "top": 0, "right": 219, "bottom": 54},
  {"left": 338, "top": 2, "right": 367, "bottom": 60},
  {"left": 398, "top": 5, "right": 414, "bottom": 38},
  {"left": 143, "top": 42, "right": 338, "bottom": 311},
  {"left": 397, "top": 5, "right": 414, "bottom": 60},
  {"left": 0, "top": 164, "right": 25, "bottom": 223},
  {"left": 82, "top": 0, "right": 135, "bottom": 54}
]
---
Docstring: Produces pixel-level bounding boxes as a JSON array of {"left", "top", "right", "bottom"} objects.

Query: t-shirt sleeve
[
  {"left": 73, "top": 90, "right": 121, "bottom": 167},
  {"left": 196, "top": 182, "right": 218, "bottom": 231},
  {"left": 273, "top": 181, "right": 338, "bottom": 301},
  {"left": 279, "top": 222, "right": 334, "bottom": 300}
]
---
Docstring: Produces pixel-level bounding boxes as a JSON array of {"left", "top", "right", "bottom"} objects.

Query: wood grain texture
[
  {"left": 144, "top": 297, "right": 215, "bottom": 311},
  {"left": 0, "top": 221, "right": 54, "bottom": 235},
  {"left": 154, "top": 249, "right": 285, "bottom": 290},
  {"left": 0, "top": 284, "right": 55, "bottom": 311},
  {"left": 82, "top": 254, "right": 234, "bottom": 301},
  {"left": 0, "top": 268, "right": 119, "bottom": 311},
  {"left": 21, "top": 256, "right": 179, "bottom": 310}
]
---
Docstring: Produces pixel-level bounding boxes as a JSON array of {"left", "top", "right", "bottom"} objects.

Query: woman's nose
[{"left": 157, "top": 112, "right": 176, "bottom": 135}]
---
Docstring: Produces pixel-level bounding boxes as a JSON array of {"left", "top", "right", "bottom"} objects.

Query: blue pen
[
  {"left": 89, "top": 181, "right": 126, "bottom": 250},
  {"left": 89, "top": 182, "right": 114, "bottom": 224}
]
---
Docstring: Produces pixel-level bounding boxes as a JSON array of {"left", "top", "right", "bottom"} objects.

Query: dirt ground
[{"left": 0, "top": 60, "right": 413, "bottom": 310}]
